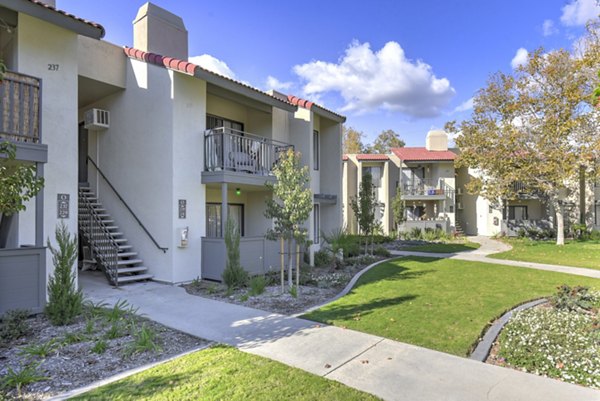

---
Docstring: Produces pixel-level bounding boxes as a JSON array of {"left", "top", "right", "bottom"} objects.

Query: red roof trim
[
  {"left": 28, "top": 0, "right": 105, "bottom": 37},
  {"left": 286, "top": 94, "right": 345, "bottom": 120},
  {"left": 355, "top": 154, "right": 389, "bottom": 161},
  {"left": 123, "top": 47, "right": 295, "bottom": 107},
  {"left": 342, "top": 155, "right": 349, "bottom": 161}
]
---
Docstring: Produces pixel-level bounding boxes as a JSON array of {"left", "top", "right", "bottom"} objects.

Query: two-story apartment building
[{"left": 0, "top": 0, "right": 344, "bottom": 314}]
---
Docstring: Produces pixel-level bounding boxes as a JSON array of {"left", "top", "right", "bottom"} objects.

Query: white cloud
[
  {"left": 453, "top": 97, "right": 474, "bottom": 113},
  {"left": 560, "top": 0, "right": 600, "bottom": 26},
  {"left": 189, "top": 54, "right": 236, "bottom": 79},
  {"left": 265, "top": 75, "right": 293, "bottom": 92},
  {"left": 292, "top": 40, "right": 455, "bottom": 118},
  {"left": 542, "top": 19, "right": 558, "bottom": 36},
  {"left": 511, "top": 48, "right": 529, "bottom": 69}
]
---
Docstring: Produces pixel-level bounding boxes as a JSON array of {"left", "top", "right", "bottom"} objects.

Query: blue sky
[{"left": 60, "top": 0, "right": 597, "bottom": 146}]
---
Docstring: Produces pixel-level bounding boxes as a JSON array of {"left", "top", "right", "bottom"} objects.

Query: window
[
  {"left": 313, "top": 204, "right": 320, "bottom": 243},
  {"left": 206, "top": 203, "right": 244, "bottom": 237},
  {"left": 313, "top": 130, "right": 319, "bottom": 170},
  {"left": 207, "top": 115, "right": 244, "bottom": 133},
  {"left": 508, "top": 205, "right": 528, "bottom": 220},
  {"left": 362, "top": 166, "right": 381, "bottom": 188}
]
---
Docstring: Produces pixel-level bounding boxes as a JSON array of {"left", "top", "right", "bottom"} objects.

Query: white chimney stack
[
  {"left": 133, "top": 2, "right": 188, "bottom": 60},
  {"left": 425, "top": 130, "right": 449, "bottom": 151}
]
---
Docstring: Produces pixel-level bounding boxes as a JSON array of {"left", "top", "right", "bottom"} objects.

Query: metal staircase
[{"left": 78, "top": 186, "right": 152, "bottom": 286}]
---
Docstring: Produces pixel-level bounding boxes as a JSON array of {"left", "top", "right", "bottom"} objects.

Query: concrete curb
[
  {"left": 295, "top": 257, "right": 398, "bottom": 317},
  {"left": 48, "top": 343, "right": 213, "bottom": 400},
  {"left": 469, "top": 298, "right": 547, "bottom": 362}
]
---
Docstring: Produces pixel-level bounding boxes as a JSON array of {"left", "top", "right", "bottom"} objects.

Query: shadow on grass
[{"left": 305, "top": 294, "right": 418, "bottom": 322}]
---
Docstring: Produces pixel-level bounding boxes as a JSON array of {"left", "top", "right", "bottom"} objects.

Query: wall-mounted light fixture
[{"left": 235, "top": 188, "right": 241, "bottom": 196}]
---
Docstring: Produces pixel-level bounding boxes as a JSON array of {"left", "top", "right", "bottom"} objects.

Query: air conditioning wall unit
[{"left": 84, "top": 108, "right": 110, "bottom": 130}]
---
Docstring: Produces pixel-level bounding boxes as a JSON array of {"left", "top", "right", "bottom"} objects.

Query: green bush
[
  {"left": 0, "top": 362, "right": 48, "bottom": 394},
  {"left": 373, "top": 246, "right": 391, "bottom": 257},
  {"left": 0, "top": 309, "right": 30, "bottom": 345},
  {"left": 408, "top": 227, "right": 422, "bottom": 240},
  {"left": 222, "top": 218, "right": 248, "bottom": 289},
  {"left": 550, "top": 285, "right": 598, "bottom": 311},
  {"left": 248, "top": 275, "right": 269, "bottom": 296},
  {"left": 124, "top": 323, "right": 161, "bottom": 356},
  {"left": 323, "top": 229, "right": 361, "bottom": 258},
  {"left": 314, "top": 250, "right": 333, "bottom": 267},
  {"left": 45, "top": 222, "right": 83, "bottom": 326}
]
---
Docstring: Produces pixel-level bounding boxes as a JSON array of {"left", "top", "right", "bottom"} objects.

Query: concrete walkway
[
  {"left": 390, "top": 235, "right": 600, "bottom": 279},
  {"left": 80, "top": 271, "right": 600, "bottom": 401}
]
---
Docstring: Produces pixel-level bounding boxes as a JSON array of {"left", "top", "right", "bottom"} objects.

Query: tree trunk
[
  {"left": 555, "top": 201, "right": 565, "bottom": 246},
  {"left": 287, "top": 237, "right": 293, "bottom": 288},
  {"left": 295, "top": 243, "right": 300, "bottom": 294},
  {"left": 280, "top": 237, "right": 285, "bottom": 294},
  {"left": 0, "top": 213, "right": 15, "bottom": 249}
]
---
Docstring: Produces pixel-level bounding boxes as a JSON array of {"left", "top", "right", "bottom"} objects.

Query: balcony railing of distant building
[
  {"left": 0, "top": 71, "right": 41, "bottom": 144},
  {"left": 204, "top": 127, "right": 293, "bottom": 175},
  {"left": 401, "top": 178, "right": 455, "bottom": 198}
]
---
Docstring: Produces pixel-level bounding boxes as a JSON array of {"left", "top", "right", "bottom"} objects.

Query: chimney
[
  {"left": 425, "top": 130, "right": 448, "bottom": 151},
  {"left": 267, "top": 89, "right": 288, "bottom": 102},
  {"left": 41, "top": 0, "right": 56, "bottom": 7},
  {"left": 133, "top": 2, "right": 188, "bottom": 60}
]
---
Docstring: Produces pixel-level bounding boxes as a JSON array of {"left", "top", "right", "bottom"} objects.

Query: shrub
[
  {"left": 0, "top": 362, "right": 48, "bottom": 395},
  {"left": 222, "top": 218, "right": 248, "bottom": 289},
  {"left": 589, "top": 230, "right": 600, "bottom": 241},
  {"left": 248, "top": 275, "right": 269, "bottom": 296},
  {"left": 124, "top": 323, "right": 160, "bottom": 356},
  {"left": 314, "top": 249, "right": 332, "bottom": 267},
  {"left": 0, "top": 309, "right": 30, "bottom": 344},
  {"left": 373, "top": 246, "right": 391, "bottom": 257},
  {"left": 18, "top": 339, "right": 59, "bottom": 359},
  {"left": 550, "top": 285, "right": 598, "bottom": 312},
  {"left": 45, "top": 222, "right": 83, "bottom": 326},
  {"left": 408, "top": 227, "right": 422, "bottom": 240},
  {"left": 422, "top": 227, "right": 437, "bottom": 241},
  {"left": 323, "top": 228, "right": 361, "bottom": 258},
  {"left": 91, "top": 339, "right": 107, "bottom": 354}
]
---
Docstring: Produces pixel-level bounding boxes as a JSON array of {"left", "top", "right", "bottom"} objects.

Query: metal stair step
[
  {"left": 113, "top": 238, "right": 128, "bottom": 243},
  {"left": 117, "top": 259, "right": 143, "bottom": 266},
  {"left": 116, "top": 273, "right": 153, "bottom": 284},
  {"left": 118, "top": 252, "right": 138, "bottom": 258},
  {"left": 117, "top": 266, "right": 148, "bottom": 274},
  {"left": 118, "top": 245, "right": 133, "bottom": 250}
]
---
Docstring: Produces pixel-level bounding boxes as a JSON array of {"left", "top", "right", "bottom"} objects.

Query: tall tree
[
  {"left": 367, "top": 129, "right": 405, "bottom": 154},
  {"left": 264, "top": 148, "right": 312, "bottom": 293},
  {"left": 454, "top": 45, "right": 600, "bottom": 245},
  {"left": 391, "top": 187, "right": 406, "bottom": 237},
  {"left": 350, "top": 173, "right": 378, "bottom": 254},
  {"left": 343, "top": 126, "right": 365, "bottom": 154}
]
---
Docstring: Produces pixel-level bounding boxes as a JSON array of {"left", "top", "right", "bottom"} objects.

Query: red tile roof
[
  {"left": 27, "top": 0, "right": 105, "bottom": 37},
  {"left": 342, "top": 155, "right": 349, "bottom": 161},
  {"left": 355, "top": 154, "right": 389, "bottom": 161},
  {"left": 123, "top": 47, "right": 294, "bottom": 108},
  {"left": 287, "top": 95, "right": 345, "bottom": 121},
  {"left": 391, "top": 147, "right": 457, "bottom": 161}
]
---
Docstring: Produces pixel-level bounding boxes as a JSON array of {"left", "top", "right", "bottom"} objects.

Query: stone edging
[
  {"left": 295, "top": 257, "right": 397, "bottom": 317},
  {"left": 469, "top": 298, "right": 547, "bottom": 362},
  {"left": 47, "top": 343, "right": 213, "bottom": 400}
]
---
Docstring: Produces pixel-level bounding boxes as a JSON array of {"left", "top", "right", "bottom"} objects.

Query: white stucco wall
[{"left": 17, "top": 14, "right": 79, "bottom": 281}]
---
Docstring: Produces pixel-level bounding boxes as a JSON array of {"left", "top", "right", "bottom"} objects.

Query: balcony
[
  {"left": 202, "top": 127, "right": 293, "bottom": 185},
  {"left": 401, "top": 178, "right": 454, "bottom": 200},
  {"left": 0, "top": 71, "right": 41, "bottom": 144}
]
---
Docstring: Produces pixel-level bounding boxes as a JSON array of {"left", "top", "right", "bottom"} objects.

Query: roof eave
[
  {"left": 312, "top": 104, "right": 345, "bottom": 123},
  {"left": 193, "top": 69, "right": 297, "bottom": 112}
]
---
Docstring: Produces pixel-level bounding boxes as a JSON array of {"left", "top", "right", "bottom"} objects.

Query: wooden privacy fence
[{"left": 0, "top": 71, "right": 41, "bottom": 143}]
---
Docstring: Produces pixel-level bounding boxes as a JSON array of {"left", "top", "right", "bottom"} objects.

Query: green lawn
[
  {"left": 303, "top": 257, "right": 600, "bottom": 356},
  {"left": 72, "top": 346, "right": 379, "bottom": 401},
  {"left": 398, "top": 241, "right": 480, "bottom": 253},
  {"left": 490, "top": 238, "right": 600, "bottom": 270}
]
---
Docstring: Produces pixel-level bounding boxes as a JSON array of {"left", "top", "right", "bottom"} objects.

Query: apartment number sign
[
  {"left": 57, "top": 193, "right": 69, "bottom": 219},
  {"left": 179, "top": 199, "right": 187, "bottom": 219}
]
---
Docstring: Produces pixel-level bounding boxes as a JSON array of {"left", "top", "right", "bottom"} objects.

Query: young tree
[
  {"left": 454, "top": 46, "right": 600, "bottom": 245},
  {"left": 367, "top": 129, "right": 405, "bottom": 154},
  {"left": 343, "top": 126, "right": 365, "bottom": 154},
  {"left": 46, "top": 222, "right": 83, "bottom": 326},
  {"left": 222, "top": 217, "right": 248, "bottom": 290},
  {"left": 0, "top": 142, "right": 45, "bottom": 248},
  {"left": 350, "top": 173, "right": 378, "bottom": 254},
  {"left": 264, "top": 148, "right": 312, "bottom": 293},
  {"left": 391, "top": 187, "right": 406, "bottom": 237}
]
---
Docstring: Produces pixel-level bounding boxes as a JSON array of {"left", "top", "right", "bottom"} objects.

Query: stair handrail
[
  {"left": 79, "top": 188, "right": 120, "bottom": 286},
  {"left": 87, "top": 157, "right": 168, "bottom": 253}
]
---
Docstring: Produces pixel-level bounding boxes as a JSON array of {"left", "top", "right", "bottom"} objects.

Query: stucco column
[
  {"left": 221, "top": 182, "right": 228, "bottom": 237},
  {"left": 35, "top": 163, "right": 44, "bottom": 247}
]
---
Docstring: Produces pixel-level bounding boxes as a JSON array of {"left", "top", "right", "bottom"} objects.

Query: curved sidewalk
[
  {"left": 391, "top": 236, "right": 600, "bottom": 280},
  {"left": 79, "top": 271, "right": 600, "bottom": 401}
]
